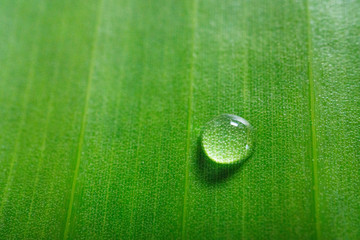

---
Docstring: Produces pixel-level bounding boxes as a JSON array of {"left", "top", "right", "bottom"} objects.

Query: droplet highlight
[{"left": 201, "top": 114, "right": 255, "bottom": 165}]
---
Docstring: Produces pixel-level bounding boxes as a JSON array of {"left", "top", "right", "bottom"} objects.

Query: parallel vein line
[
  {"left": 24, "top": 13, "right": 67, "bottom": 231},
  {"left": 241, "top": 18, "right": 250, "bottom": 240},
  {"left": 305, "top": 1, "right": 321, "bottom": 239},
  {"left": 62, "top": 0, "right": 104, "bottom": 238},
  {"left": 101, "top": 115, "right": 117, "bottom": 235},
  {"left": 0, "top": 0, "right": 44, "bottom": 215},
  {"left": 24, "top": 71, "right": 55, "bottom": 235},
  {"left": 151, "top": 35, "right": 168, "bottom": 240},
  {"left": 101, "top": 78, "right": 123, "bottom": 235},
  {"left": 128, "top": 46, "right": 147, "bottom": 238},
  {"left": 181, "top": 0, "right": 198, "bottom": 238}
]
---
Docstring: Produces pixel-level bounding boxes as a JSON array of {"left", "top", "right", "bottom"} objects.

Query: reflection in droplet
[{"left": 201, "top": 114, "right": 255, "bottom": 165}]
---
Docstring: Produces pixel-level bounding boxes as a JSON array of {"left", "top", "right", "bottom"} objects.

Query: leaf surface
[{"left": 0, "top": 0, "right": 359, "bottom": 239}]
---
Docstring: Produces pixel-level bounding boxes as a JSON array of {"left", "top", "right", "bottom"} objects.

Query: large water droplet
[{"left": 201, "top": 114, "right": 255, "bottom": 165}]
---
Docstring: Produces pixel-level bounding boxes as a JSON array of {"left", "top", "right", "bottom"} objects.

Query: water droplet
[{"left": 201, "top": 114, "right": 255, "bottom": 165}]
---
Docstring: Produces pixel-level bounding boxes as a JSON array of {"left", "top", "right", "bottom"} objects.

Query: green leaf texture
[{"left": 0, "top": 0, "right": 359, "bottom": 239}]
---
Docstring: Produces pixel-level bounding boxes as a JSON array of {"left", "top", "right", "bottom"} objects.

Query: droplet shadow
[{"left": 195, "top": 137, "right": 249, "bottom": 185}]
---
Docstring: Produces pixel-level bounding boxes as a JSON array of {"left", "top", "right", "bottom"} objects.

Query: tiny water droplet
[{"left": 201, "top": 114, "right": 255, "bottom": 165}]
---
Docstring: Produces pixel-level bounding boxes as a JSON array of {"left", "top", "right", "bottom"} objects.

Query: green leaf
[{"left": 0, "top": 0, "right": 359, "bottom": 239}]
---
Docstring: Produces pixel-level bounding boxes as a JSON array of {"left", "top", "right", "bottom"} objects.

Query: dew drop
[{"left": 201, "top": 114, "right": 255, "bottom": 165}]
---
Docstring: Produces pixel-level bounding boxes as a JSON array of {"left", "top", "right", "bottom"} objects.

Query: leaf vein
[{"left": 62, "top": 0, "right": 105, "bottom": 238}]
